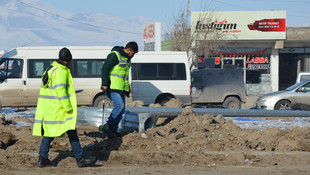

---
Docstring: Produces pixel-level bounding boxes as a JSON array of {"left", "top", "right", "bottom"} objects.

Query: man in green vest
[
  {"left": 32, "top": 48, "right": 96, "bottom": 167},
  {"left": 100, "top": 41, "right": 138, "bottom": 138}
]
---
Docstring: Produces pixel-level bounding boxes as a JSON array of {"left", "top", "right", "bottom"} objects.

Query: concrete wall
[{"left": 246, "top": 74, "right": 272, "bottom": 95}]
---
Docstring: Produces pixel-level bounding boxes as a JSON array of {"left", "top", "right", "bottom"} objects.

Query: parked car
[{"left": 255, "top": 80, "right": 310, "bottom": 110}]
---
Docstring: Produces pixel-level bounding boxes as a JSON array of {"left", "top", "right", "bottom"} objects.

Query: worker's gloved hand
[
  {"left": 124, "top": 91, "right": 130, "bottom": 97},
  {"left": 101, "top": 86, "right": 108, "bottom": 92}
]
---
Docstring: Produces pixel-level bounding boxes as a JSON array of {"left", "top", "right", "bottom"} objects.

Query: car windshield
[{"left": 286, "top": 81, "right": 308, "bottom": 91}]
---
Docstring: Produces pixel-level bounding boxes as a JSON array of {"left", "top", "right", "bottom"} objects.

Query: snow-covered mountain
[{"left": 0, "top": 0, "right": 158, "bottom": 51}]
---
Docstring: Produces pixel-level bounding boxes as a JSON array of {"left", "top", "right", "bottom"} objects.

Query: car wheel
[
  {"left": 223, "top": 97, "right": 241, "bottom": 109},
  {"left": 275, "top": 100, "right": 291, "bottom": 110}
]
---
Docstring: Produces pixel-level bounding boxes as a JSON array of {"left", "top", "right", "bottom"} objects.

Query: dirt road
[{"left": 1, "top": 105, "right": 310, "bottom": 175}]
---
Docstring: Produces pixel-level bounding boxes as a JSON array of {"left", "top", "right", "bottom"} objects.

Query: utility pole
[{"left": 186, "top": 0, "right": 190, "bottom": 27}]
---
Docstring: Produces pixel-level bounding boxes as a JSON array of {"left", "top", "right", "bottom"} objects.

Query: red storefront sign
[{"left": 248, "top": 19, "right": 286, "bottom": 32}]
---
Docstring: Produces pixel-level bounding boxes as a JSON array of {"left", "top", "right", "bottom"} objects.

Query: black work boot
[
  {"left": 112, "top": 130, "right": 122, "bottom": 137},
  {"left": 106, "top": 130, "right": 117, "bottom": 138},
  {"left": 99, "top": 124, "right": 117, "bottom": 138},
  {"left": 76, "top": 156, "right": 96, "bottom": 167},
  {"left": 38, "top": 156, "right": 56, "bottom": 168}
]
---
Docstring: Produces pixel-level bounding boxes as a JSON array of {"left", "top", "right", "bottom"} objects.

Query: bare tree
[{"left": 165, "top": 1, "right": 234, "bottom": 69}]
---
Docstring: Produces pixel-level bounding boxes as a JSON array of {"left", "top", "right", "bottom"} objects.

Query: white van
[
  {"left": 131, "top": 51, "right": 191, "bottom": 106},
  {"left": 0, "top": 46, "right": 112, "bottom": 107},
  {"left": 0, "top": 47, "right": 191, "bottom": 107}
]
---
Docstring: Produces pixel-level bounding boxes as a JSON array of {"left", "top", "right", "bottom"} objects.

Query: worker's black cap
[{"left": 59, "top": 47, "right": 72, "bottom": 61}]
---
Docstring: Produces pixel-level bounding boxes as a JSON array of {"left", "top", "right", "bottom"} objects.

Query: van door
[{"left": 0, "top": 59, "right": 24, "bottom": 107}]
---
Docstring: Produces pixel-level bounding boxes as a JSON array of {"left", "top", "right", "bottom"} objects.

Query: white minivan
[
  {"left": 0, "top": 46, "right": 191, "bottom": 107},
  {"left": 131, "top": 51, "right": 191, "bottom": 106},
  {"left": 0, "top": 46, "right": 111, "bottom": 107}
]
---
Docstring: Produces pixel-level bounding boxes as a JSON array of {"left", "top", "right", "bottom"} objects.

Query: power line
[{"left": 15, "top": 0, "right": 142, "bottom": 35}]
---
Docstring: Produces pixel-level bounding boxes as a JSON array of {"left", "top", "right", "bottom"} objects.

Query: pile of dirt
[
  {"left": 1, "top": 104, "right": 310, "bottom": 174},
  {"left": 111, "top": 108, "right": 310, "bottom": 165}
]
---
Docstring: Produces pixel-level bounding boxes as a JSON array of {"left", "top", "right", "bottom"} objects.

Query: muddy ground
[{"left": 1, "top": 99, "right": 310, "bottom": 175}]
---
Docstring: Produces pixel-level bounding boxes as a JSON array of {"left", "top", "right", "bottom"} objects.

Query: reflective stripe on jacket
[
  {"left": 32, "top": 61, "right": 77, "bottom": 137},
  {"left": 109, "top": 51, "right": 130, "bottom": 92}
]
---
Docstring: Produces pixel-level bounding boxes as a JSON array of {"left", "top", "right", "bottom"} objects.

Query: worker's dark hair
[
  {"left": 125, "top": 41, "right": 138, "bottom": 53},
  {"left": 59, "top": 47, "right": 72, "bottom": 61}
]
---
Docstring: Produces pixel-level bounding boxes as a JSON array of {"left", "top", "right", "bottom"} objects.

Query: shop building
[
  {"left": 213, "top": 28, "right": 310, "bottom": 95},
  {"left": 190, "top": 11, "right": 310, "bottom": 96}
]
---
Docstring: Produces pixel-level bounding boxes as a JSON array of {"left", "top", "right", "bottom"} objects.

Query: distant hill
[{"left": 0, "top": 0, "right": 158, "bottom": 51}]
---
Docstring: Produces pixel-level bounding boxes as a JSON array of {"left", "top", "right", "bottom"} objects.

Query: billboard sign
[
  {"left": 191, "top": 11, "right": 286, "bottom": 40},
  {"left": 143, "top": 22, "right": 161, "bottom": 51}
]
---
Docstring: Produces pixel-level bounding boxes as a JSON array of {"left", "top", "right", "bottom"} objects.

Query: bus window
[
  {"left": 176, "top": 63, "right": 186, "bottom": 80},
  {"left": 7, "top": 59, "right": 23, "bottom": 78},
  {"left": 131, "top": 63, "right": 138, "bottom": 80},
  {"left": 134, "top": 63, "right": 186, "bottom": 80},
  {"left": 140, "top": 63, "right": 157, "bottom": 80},
  {"left": 0, "top": 59, "right": 24, "bottom": 80},
  {"left": 158, "top": 63, "right": 173, "bottom": 80}
]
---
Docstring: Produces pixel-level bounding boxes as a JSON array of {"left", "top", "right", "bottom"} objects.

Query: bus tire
[
  {"left": 93, "top": 95, "right": 113, "bottom": 107},
  {"left": 93, "top": 95, "right": 104, "bottom": 107},
  {"left": 157, "top": 95, "right": 172, "bottom": 106}
]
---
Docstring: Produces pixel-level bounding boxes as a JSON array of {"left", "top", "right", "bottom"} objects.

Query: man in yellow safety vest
[
  {"left": 32, "top": 48, "right": 96, "bottom": 168},
  {"left": 100, "top": 41, "right": 138, "bottom": 138}
]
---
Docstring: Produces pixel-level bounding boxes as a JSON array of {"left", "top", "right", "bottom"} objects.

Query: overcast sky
[{"left": 40, "top": 0, "right": 310, "bottom": 27}]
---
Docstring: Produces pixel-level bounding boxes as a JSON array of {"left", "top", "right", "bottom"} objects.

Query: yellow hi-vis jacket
[
  {"left": 109, "top": 51, "right": 130, "bottom": 92},
  {"left": 32, "top": 61, "right": 77, "bottom": 137}
]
